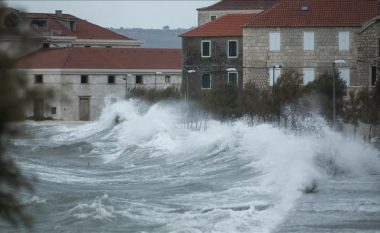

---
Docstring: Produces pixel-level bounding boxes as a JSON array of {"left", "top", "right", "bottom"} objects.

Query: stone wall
[
  {"left": 356, "top": 19, "right": 380, "bottom": 86},
  {"left": 182, "top": 36, "right": 243, "bottom": 96},
  {"left": 198, "top": 10, "right": 262, "bottom": 26},
  {"left": 243, "top": 27, "right": 359, "bottom": 87}
]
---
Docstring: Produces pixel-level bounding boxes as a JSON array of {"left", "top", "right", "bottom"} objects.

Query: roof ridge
[
  {"left": 196, "top": 0, "right": 223, "bottom": 11},
  {"left": 180, "top": 13, "right": 253, "bottom": 37},
  {"left": 76, "top": 18, "right": 130, "bottom": 40},
  {"left": 243, "top": 0, "right": 281, "bottom": 27}
]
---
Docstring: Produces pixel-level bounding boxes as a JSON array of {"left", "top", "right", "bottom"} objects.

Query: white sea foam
[
  {"left": 20, "top": 99, "right": 380, "bottom": 232},
  {"left": 67, "top": 194, "right": 115, "bottom": 221}
]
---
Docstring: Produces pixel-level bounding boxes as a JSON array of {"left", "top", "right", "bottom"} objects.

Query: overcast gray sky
[{"left": 5, "top": 1, "right": 217, "bottom": 29}]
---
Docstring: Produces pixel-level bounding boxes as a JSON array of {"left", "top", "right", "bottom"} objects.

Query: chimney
[
  {"left": 300, "top": 5, "right": 309, "bottom": 12},
  {"left": 55, "top": 10, "right": 62, "bottom": 16}
]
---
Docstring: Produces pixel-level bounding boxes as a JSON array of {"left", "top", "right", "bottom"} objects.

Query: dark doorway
[
  {"left": 79, "top": 97, "right": 90, "bottom": 121},
  {"left": 33, "top": 99, "right": 44, "bottom": 120}
]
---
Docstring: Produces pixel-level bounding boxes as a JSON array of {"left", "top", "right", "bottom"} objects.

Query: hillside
[{"left": 110, "top": 27, "right": 192, "bottom": 48}]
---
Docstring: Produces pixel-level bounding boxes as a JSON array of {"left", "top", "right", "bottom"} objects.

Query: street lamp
[
  {"left": 186, "top": 70, "right": 195, "bottom": 102},
  {"left": 123, "top": 73, "right": 133, "bottom": 98},
  {"left": 154, "top": 71, "right": 163, "bottom": 90},
  {"left": 332, "top": 59, "right": 346, "bottom": 127}
]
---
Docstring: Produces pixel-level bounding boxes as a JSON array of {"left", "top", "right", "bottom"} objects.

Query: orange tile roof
[
  {"left": 197, "top": 0, "right": 278, "bottom": 11},
  {"left": 244, "top": 0, "right": 380, "bottom": 27},
  {"left": 24, "top": 12, "right": 131, "bottom": 40},
  {"left": 181, "top": 14, "right": 254, "bottom": 37},
  {"left": 17, "top": 47, "right": 182, "bottom": 70}
]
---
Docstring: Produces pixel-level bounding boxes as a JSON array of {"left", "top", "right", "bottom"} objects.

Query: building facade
[
  {"left": 242, "top": 0, "right": 380, "bottom": 89},
  {"left": 181, "top": 14, "right": 252, "bottom": 97},
  {"left": 17, "top": 47, "right": 182, "bottom": 121},
  {"left": 356, "top": 16, "right": 380, "bottom": 88}
]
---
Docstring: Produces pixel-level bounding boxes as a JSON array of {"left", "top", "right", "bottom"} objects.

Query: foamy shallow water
[{"left": 2, "top": 100, "right": 380, "bottom": 233}]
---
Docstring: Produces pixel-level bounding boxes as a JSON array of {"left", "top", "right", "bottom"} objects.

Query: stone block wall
[
  {"left": 356, "top": 20, "right": 380, "bottom": 86},
  {"left": 243, "top": 27, "right": 359, "bottom": 87}
]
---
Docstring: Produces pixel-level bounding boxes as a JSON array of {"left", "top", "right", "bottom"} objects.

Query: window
[
  {"left": 201, "top": 73, "right": 211, "bottom": 89},
  {"left": 108, "top": 75, "right": 115, "bottom": 84},
  {"left": 269, "top": 32, "right": 281, "bottom": 51},
  {"left": 228, "top": 40, "right": 238, "bottom": 58},
  {"left": 51, "top": 107, "right": 56, "bottom": 115},
  {"left": 210, "top": 15, "right": 217, "bottom": 21},
  {"left": 371, "top": 66, "right": 377, "bottom": 86},
  {"left": 269, "top": 66, "right": 282, "bottom": 86},
  {"left": 81, "top": 75, "right": 88, "bottom": 84},
  {"left": 339, "top": 68, "right": 350, "bottom": 86},
  {"left": 228, "top": 72, "right": 238, "bottom": 86},
  {"left": 303, "top": 32, "right": 314, "bottom": 51},
  {"left": 201, "top": 40, "right": 211, "bottom": 57},
  {"left": 339, "top": 31, "right": 350, "bottom": 51},
  {"left": 34, "top": 74, "right": 43, "bottom": 84},
  {"left": 303, "top": 68, "right": 315, "bottom": 85},
  {"left": 165, "top": 75, "right": 170, "bottom": 84},
  {"left": 136, "top": 75, "right": 143, "bottom": 84}
]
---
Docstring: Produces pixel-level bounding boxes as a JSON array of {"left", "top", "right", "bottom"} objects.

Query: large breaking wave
[{"left": 9, "top": 99, "right": 380, "bottom": 233}]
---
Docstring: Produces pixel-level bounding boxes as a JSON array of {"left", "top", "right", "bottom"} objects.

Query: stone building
[
  {"left": 356, "top": 15, "right": 380, "bottom": 88},
  {"left": 180, "top": 14, "right": 252, "bottom": 97},
  {"left": 197, "top": 0, "right": 278, "bottom": 26},
  {"left": 17, "top": 47, "right": 182, "bottom": 121},
  {"left": 242, "top": 0, "right": 380, "bottom": 89}
]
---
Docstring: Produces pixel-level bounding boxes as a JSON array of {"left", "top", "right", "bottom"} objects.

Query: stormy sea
[{"left": 2, "top": 100, "right": 380, "bottom": 233}]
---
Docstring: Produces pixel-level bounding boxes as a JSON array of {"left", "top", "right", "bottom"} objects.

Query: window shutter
[
  {"left": 339, "top": 32, "right": 349, "bottom": 51},
  {"left": 270, "top": 32, "right": 280, "bottom": 51},
  {"left": 269, "top": 66, "right": 281, "bottom": 86},
  {"left": 303, "top": 32, "right": 314, "bottom": 51},
  {"left": 303, "top": 68, "right": 315, "bottom": 85}
]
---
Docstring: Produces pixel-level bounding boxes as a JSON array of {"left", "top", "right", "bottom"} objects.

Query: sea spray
[{"left": 7, "top": 99, "right": 380, "bottom": 233}]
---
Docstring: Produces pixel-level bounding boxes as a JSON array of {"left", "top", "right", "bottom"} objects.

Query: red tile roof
[
  {"left": 181, "top": 14, "right": 254, "bottom": 37},
  {"left": 244, "top": 0, "right": 380, "bottom": 27},
  {"left": 16, "top": 47, "right": 182, "bottom": 70},
  {"left": 197, "top": 0, "right": 278, "bottom": 11},
  {"left": 24, "top": 12, "right": 131, "bottom": 40}
]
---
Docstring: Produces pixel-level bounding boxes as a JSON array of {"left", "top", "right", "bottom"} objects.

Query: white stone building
[{"left": 17, "top": 47, "right": 182, "bottom": 121}]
